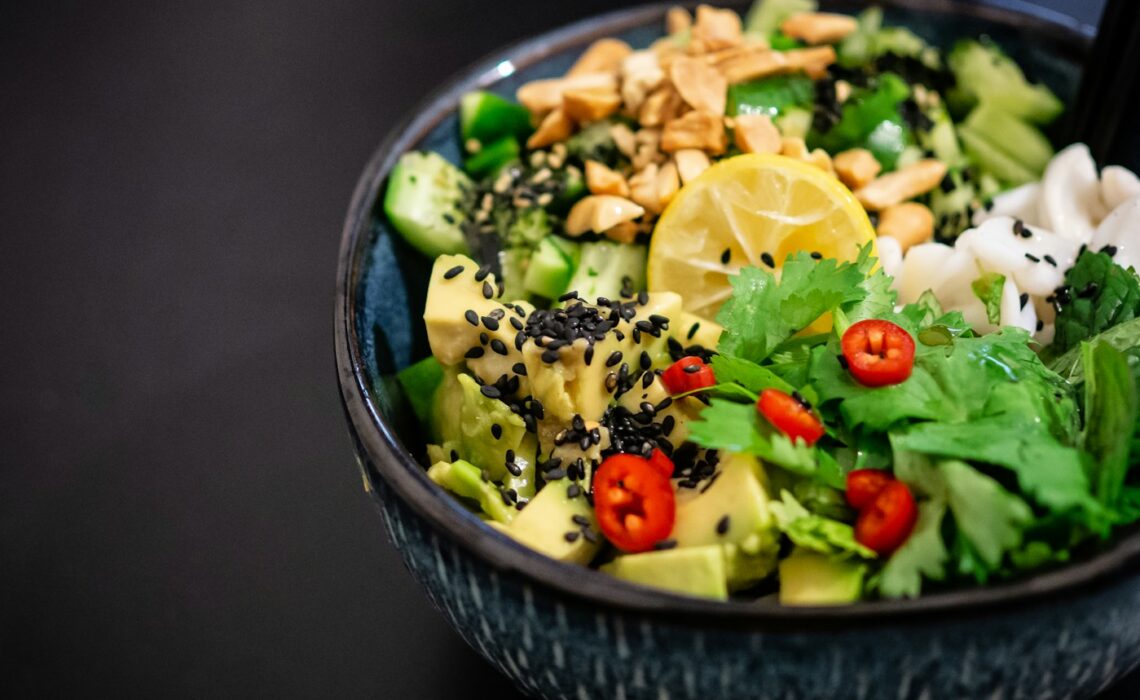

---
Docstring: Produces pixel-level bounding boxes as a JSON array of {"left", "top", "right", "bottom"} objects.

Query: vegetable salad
[{"left": 384, "top": 0, "right": 1140, "bottom": 604}]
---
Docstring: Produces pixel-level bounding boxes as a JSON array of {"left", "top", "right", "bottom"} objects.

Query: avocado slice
[
  {"left": 778, "top": 548, "right": 867, "bottom": 606},
  {"left": 601, "top": 545, "right": 729, "bottom": 600},
  {"left": 427, "top": 459, "right": 516, "bottom": 525},
  {"left": 675, "top": 310, "right": 723, "bottom": 351},
  {"left": 506, "top": 481, "right": 600, "bottom": 565},
  {"left": 670, "top": 453, "right": 780, "bottom": 591}
]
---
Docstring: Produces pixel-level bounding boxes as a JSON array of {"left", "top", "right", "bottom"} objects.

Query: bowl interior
[{"left": 338, "top": 0, "right": 1140, "bottom": 621}]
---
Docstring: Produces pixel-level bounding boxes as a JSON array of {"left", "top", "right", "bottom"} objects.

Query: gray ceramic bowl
[{"left": 335, "top": 2, "right": 1140, "bottom": 698}]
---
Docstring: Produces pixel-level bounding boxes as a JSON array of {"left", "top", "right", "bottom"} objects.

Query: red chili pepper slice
[
  {"left": 854, "top": 481, "right": 918, "bottom": 555},
  {"left": 756, "top": 388, "right": 826, "bottom": 446},
  {"left": 845, "top": 469, "right": 895, "bottom": 511},
  {"left": 647, "top": 448, "right": 675, "bottom": 480},
  {"left": 841, "top": 319, "right": 916, "bottom": 387},
  {"left": 593, "top": 454, "right": 676, "bottom": 553},
  {"left": 660, "top": 356, "right": 715, "bottom": 395}
]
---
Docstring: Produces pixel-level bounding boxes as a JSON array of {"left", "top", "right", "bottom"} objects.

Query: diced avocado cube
[
  {"left": 778, "top": 548, "right": 867, "bottom": 606},
  {"left": 383, "top": 151, "right": 471, "bottom": 258},
  {"left": 427, "top": 459, "right": 516, "bottom": 524},
  {"left": 675, "top": 310, "right": 723, "bottom": 350},
  {"left": 507, "top": 482, "right": 600, "bottom": 565},
  {"left": 602, "top": 545, "right": 729, "bottom": 600}
]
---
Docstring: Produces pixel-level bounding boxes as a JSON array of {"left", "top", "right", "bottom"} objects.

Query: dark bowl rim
[{"left": 335, "top": 0, "right": 1140, "bottom": 631}]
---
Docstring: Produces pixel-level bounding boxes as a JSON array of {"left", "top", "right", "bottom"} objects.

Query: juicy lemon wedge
[{"left": 647, "top": 153, "right": 877, "bottom": 320}]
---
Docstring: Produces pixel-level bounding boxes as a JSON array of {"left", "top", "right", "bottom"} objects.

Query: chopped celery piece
[
  {"left": 460, "top": 90, "right": 533, "bottom": 147},
  {"left": 464, "top": 136, "right": 519, "bottom": 178},
  {"left": 744, "top": 0, "right": 817, "bottom": 38},
  {"left": 727, "top": 74, "right": 815, "bottom": 118},
  {"left": 958, "top": 125, "right": 1037, "bottom": 187},
  {"left": 947, "top": 40, "right": 1063, "bottom": 125},
  {"left": 963, "top": 105, "right": 1053, "bottom": 176}
]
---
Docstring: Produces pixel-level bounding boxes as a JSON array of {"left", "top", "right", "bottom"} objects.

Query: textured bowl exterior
[
  {"left": 360, "top": 444, "right": 1140, "bottom": 700},
  {"left": 336, "top": 2, "right": 1140, "bottom": 699}
]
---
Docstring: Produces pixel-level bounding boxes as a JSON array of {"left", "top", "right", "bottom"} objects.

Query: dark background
[{"left": 2, "top": 0, "right": 1133, "bottom": 697}]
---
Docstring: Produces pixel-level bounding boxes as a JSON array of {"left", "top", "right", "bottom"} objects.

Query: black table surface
[{"left": 3, "top": 0, "right": 1136, "bottom": 697}]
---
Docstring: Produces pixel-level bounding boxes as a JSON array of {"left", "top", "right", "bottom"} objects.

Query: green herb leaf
[
  {"left": 709, "top": 353, "right": 796, "bottom": 395},
  {"left": 879, "top": 499, "right": 948, "bottom": 598},
  {"left": 1049, "top": 251, "right": 1140, "bottom": 358},
  {"left": 1080, "top": 340, "right": 1138, "bottom": 510},
  {"left": 716, "top": 253, "right": 866, "bottom": 363},
  {"left": 971, "top": 272, "right": 1006, "bottom": 326},
  {"left": 769, "top": 490, "right": 876, "bottom": 559}
]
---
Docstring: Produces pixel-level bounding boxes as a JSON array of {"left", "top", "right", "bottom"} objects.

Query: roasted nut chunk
[
  {"left": 661, "top": 111, "right": 727, "bottom": 154},
  {"left": 718, "top": 45, "right": 836, "bottom": 84},
  {"left": 565, "top": 195, "right": 646, "bottom": 238},
  {"left": 780, "top": 12, "right": 859, "bottom": 45},
  {"left": 517, "top": 73, "right": 617, "bottom": 115},
  {"left": 638, "top": 85, "right": 684, "bottom": 127},
  {"left": 669, "top": 54, "right": 727, "bottom": 116},
  {"left": 674, "top": 149, "right": 711, "bottom": 184},
  {"left": 877, "top": 202, "right": 935, "bottom": 251},
  {"left": 563, "top": 88, "right": 622, "bottom": 123},
  {"left": 781, "top": 137, "right": 834, "bottom": 174},
  {"left": 666, "top": 6, "right": 692, "bottom": 35},
  {"left": 527, "top": 108, "right": 574, "bottom": 149},
  {"left": 567, "top": 38, "right": 633, "bottom": 77},
  {"left": 834, "top": 148, "right": 882, "bottom": 190},
  {"left": 733, "top": 114, "right": 781, "bottom": 155},
  {"left": 585, "top": 160, "right": 630, "bottom": 197},
  {"left": 690, "top": 4, "right": 743, "bottom": 53},
  {"left": 620, "top": 51, "right": 665, "bottom": 114},
  {"left": 856, "top": 159, "right": 948, "bottom": 211}
]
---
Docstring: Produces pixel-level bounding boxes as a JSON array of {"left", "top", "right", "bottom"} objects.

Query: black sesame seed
[
  {"left": 491, "top": 339, "right": 509, "bottom": 355},
  {"left": 638, "top": 290, "right": 649, "bottom": 305},
  {"left": 605, "top": 373, "right": 618, "bottom": 392},
  {"left": 450, "top": 449, "right": 459, "bottom": 462},
  {"left": 654, "top": 539, "right": 677, "bottom": 551},
  {"left": 512, "top": 362, "right": 527, "bottom": 376},
  {"left": 606, "top": 351, "right": 623, "bottom": 367},
  {"left": 661, "top": 415, "right": 676, "bottom": 436},
  {"left": 465, "top": 346, "right": 485, "bottom": 359},
  {"left": 1101, "top": 244, "right": 1118, "bottom": 257},
  {"left": 571, "top": 514, "right": 590, "bottom": 526},
  {"left": 567, "top": 484, "right": 582, "bottom": 499},
  {"left": 482, "top": 316, "right": 500, "bottom": 331},
  {"left": 716, "top": 515, "right": 730, "bottom": 535},
  {"left": 639, "top": 351, "right": 651, "bottom": 370},
  {"left": 554, "top": 429, "right": 568, "bottom": 446},
  {"left": 541, "top": 349, "right": 559, "bottom": 363},
  {"left": 480, "top": 385, "right": 501, "bottom": 399},
  {"left": 1019, "top": 293, "right": 1029, "bottom": 309},
  {"left": 510, "top": 316, "right": 524, "bottom": 331},
  {"left": 642, "top": 371, "right": 654, "bottom": 389},
  {"left": 1013, "top": 219, "right": 1025, "bottom": 237},
  {"left": 687, "top": 322, "right": 700, "bottom": 340},
  {"left": 683, "top": 363, "right": 702, "bottom": 374},
  {"left": 474, "top": 264, "right": 491, "bottom": 281},
  {"left": 721, "top": 248, "right": 732, "bottom": 264},
  {"left": 761, "top": 252, "right": 775, "bottom": 268},
  {"left": 479, "top": 332, "right": 489, "bottom": 345},
  {"left": 491, "top": 424, "right": 502, "bottom": 440},
  {"left": 482, "top": 281, "right": 494, "bottom": 299},
  {"left": 584, "top": 345, "right": 595, "bottom": 366},
  {"left": 558, "top": 291, "right": 579, "bottom": 302},
  {"left": 501, "top": 490, "right": 513, "bottom": 506},
  {"left": 1079, "top": 282, "right": 1099, "bottom": 299},
  {"left": 1036, "top": 320, "right": 1044, "bottom": 332},
  {"left": 810, "top": 251, "right": 822, "bottom": 260},
  {"left": 563, "top": 531, "right": 580, "bottom": 543},
  {"left": 640, "top": 401, "right": 657, "bottom": 417},
  {"left": 1043, "top": 254, "right": 1057, "bottom": 267},
  {"left": 443, "top": 265, "right": 464, "bottom": 279},
  {"left": 1025, "top": 253, "right": 1040, "bottom": 263},
  {"left": 506, "top": 461, "right": 522, "bottom": 477},
  {"left": 632, "top": 328, "right": 641, "bottom": 344},
  {"left": 545, "top": 469, "right": 566, "bottom": 480},
  {"left": 531, "top": 399, "right": 544, "bottom": 419},
  {"left": 464, "top": 310, "right": 479, "bottom": 326}
]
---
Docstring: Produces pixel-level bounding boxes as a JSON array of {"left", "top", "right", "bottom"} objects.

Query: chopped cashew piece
[
  {"left": 620, "top": 51, "right": 666, "bottom": 114},
  {"left": 733, "top": 114, "right": 781, "bottom": 154},
  {"left": 632, "top": 128, "right": 665, "bottom": 171},
  {"left": 690, "top": 4, "right": 743, "bottom": 53},
  {"left": 717, "top": 45, "right": 836, "bottom": 84},
  {"left": 656, "top": 160, "right": 681, "bottom": 210},
  {"left": 565, "top": 195, "right": 646, "bottom": 237},
  {"left": 661, "top": 110, "right": 727, "bottom": 154},
  {"left": 605, "top": 220, "right": 641, "bottom": 244},
  {"left": 780, "top": 137, "right": 835, "bottom": 174},
  {"left": 666, "top": 6, "right": 692, "bottom": 35},
  {"left": 563, "top": 88, "right": 622, "bottom": 123},
  {"left": 780, "top": 12, "right": 859, "bottom": 45},
  {"left": 585, "top": 160, "right": 630, "bottom": 197},
  {"left": 638, "top": 85, "right": 685, "bottom": 127},
  {"left": 834, "top": 148, "right": 882, "bottom": 190},
  {"left": 610, "top": 123, "right": 637, "bottom": 158},
  {"left": 629, "top": 163, "right": 662, "bottom": 214},
  {"left": 877, "top": 202, "right": 935, "bottom": 251},
  {"left": 527, "top": 108, "right": 575, "bottom": 149},
  {"left": 517, "top": 73, "right": 617, "bottom": 115},
  {"left": 669, "top": 55, "right": 727, "bottom": 116},
  {"left": 855, "top": 159, "right": 948, "bottom": 211},
  {"left": 674, "top": 149, "right": 711, "bottom": 184},
  {"left": 567, "top": 38, "right": 633, "bottom": 77}
]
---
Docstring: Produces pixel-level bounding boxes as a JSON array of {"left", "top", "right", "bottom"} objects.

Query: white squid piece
[
  {"left": 1037, "top": 143, "right": 1105, "bottom": 243},
  {"left": 1091, "top": 195, "right": 1140, "bottom": 272}
]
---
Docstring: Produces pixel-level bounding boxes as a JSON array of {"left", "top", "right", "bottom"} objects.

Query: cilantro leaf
[
  {"left": 709, "top": 354, "right": 795, "bottom": 395},
  {"left": 769, "top": 490, "right": 877, "bottom": 559},
  {"left": 879, "top": 500, "right": 948, "bottom": 598},
  {"left": 716, "top": 253, "right": 866, "bottom": 363},
  {"left": 835, "top": 246, "right": 898, "bottom": 334},
  {"left": 1049, "top": 316, "right": 1140, "bottom": 382},
  {"left": 1049, "top": 251, "right": 1140, "bottom": 358},
  {"left": 971, "top": 272, "right": 1005, "bottom": 326},
  {"left": 1080, "top": 340, "right": 1138, "bottom": 510}
]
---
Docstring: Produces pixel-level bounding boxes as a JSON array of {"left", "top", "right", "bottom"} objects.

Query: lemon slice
[{"left": 647, "top": 153, "right": 877, "bottom": 320}]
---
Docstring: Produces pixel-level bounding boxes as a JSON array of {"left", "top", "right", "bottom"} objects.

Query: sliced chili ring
[
  {"left": 647, "top": 448, "right": 675, "bottom": 480},
  {"left": 854, "top": 481, "right": 918, "bottom": 555},
  {"left": 841, "top": 319, "right": 916, "bottom": 387},
  {"left": 592, "top": 454, "right": 676, "bottom": 553},
  {"left": 756, "top": 388, "right": 826, "bottom": 447},
  {"left": 845, "top": 469, "right": 895, "bottom": 511},
  {"left": 660, "top": 356, "right": 715, "bottom": 395}
]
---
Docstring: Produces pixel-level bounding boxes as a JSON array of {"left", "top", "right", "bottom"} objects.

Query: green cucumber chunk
[
  {"left": 564, "top": 240, "right": 647, "bottom": 302},
  {"left": 947, "top": 39, "right": 1063, "bottom": 125},
  {"left": 963, "top": 104, "right": 1054, "bottom": 176},
  {"left": 727, "top": 74, "right": 815, "bottom": 118},
  {"left": 523, "top": 236, "right": 576, "bottom": 299},
  {"left": 958, "top": 125, "right": 1037, "bottom": 187},
  {"left": 383, "top": 151, "right": 471, "bottom": 258},
  {"left": 460, "top": 90, "right": 533, "bottom": 148},
  {"left": 396, "top": 356, "right": 444, "bottom": 427}
]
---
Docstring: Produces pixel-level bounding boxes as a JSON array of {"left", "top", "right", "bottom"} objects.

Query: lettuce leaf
[
  {"left": 878, "top": 500, "right": 948, "bottom": 598},
  {"left": 1080, "top": 340, "right": 1138, "bottom": 510},
  {"left": 769, "top": 490, "right": 876, "bottom": 559}
]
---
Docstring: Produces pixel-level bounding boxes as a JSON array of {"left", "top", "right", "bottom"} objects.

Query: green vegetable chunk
[
  {"left": 947, "top": 39, "right": 1063, "bottom": 125},
  {"left": 1080, "top": 340, "right": 1139, "bottom": 510},
  {"left": 727, "top": 75, "right": 814, "bottom": 118},
  {"left": 396, "top": 356, "right": 444, "bottom": 427},
  {"left": 427, "top": 459, "right": 517, "bottom": 524},
  {"left": 563, "top": 240, "right": 647, "bottom": 302},
  {"left": 779, "top": 548, "right": 867, "bottom": 606},
  {"left": 971, "top": 272, "right": 1005, "bottom": 326},
  {"left": 383, "top": 151, "right": 471, "bottom": 258},
  {"left": 1050, "top": 251, "right": 1140, "bottom": 359},
  {"left": 744, "top": 0, "right": 817, "bottom": 39},
  {"left": 464, "top": 135, "right": 519, "bottom": 178},
  {"left": 460, "top": 90, "right": 533, "bottom": 147}
]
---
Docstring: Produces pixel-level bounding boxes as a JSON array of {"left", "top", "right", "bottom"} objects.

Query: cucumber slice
[
  {"left": 963, "top": 104, "right": 1053, "bottom": 176},
  {"left": 546, "top": 234, "right": 581, "bottom": 269},
  {"left": 383, "top": 151, "right": 471, "bottom": 258},
  {"left": 523, "top": 236, "right": 575, "bottom": 299},
  {"left": 947, "top": 40, "right": 1063, "bottom": 125},
  {"left": 776, "top": 107, "right": 812, "bottom": 140},
  {"left": 564, "top": 240, "right": 647, "bottom": 302},
  {"left": 499, "top": 246, "right": 531, "bottom": 302},
  {"left": 464, "top": 136, "right": 519, "bottom": 178},
  {"left": 459, "top": 91, "right": 533, "bottom": 149},
  {"left": 920, "top": 107, "right": 965, "bottom": 168},
  {"left": 958, "top": 125, "right": 1037, "bottom": 187},
  {"left": 396, "top": 356, "right": 444, "bottom": 427}
]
